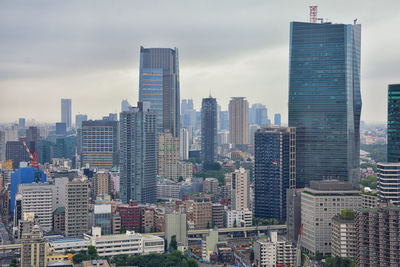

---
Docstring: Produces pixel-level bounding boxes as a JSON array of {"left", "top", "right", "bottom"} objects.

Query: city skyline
[{"left": 1, "top": 1, "right": 400, "bottom": 124}]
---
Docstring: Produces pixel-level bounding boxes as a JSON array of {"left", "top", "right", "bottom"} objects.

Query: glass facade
[
  {"left": 388, "top": 84, "right": 400, "bottom": 162},
  {"left": 201, "top": 97, "right": 218, "bottom": 164},
  {"left": 288, "top": 21, "right": 361, "bottom": 187},
  {"left": 139, "top": 47, "right": 180, "bottom": 137}
]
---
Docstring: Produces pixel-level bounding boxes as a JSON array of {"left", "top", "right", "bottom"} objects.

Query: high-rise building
[
  {"left": 201, "top": 97, "right": 217, "bottom": 164},
  {"left": 229, "top": 97, "right": 248, "bottom": 146},
  {"left": 61, "top": 98, "right": 72, "bottom": 129},
  {"left": 250, "top": 103, "right": 269, "bottom": 126},
  {"left": 75, "top": 114, "right": 88, "bottom": 129},
  {"left": 81, "top": 120, "right": 119, "bottom": 169},
  {"left": 6, "top": 141, "right": 30, "bottom": 169},
  {"left": 377, "top": 162, "right": 400, "bottom": 205},
  {"left": 20, "top": 225, "right": 48, "bottom": 267},
  {"left": 387, "top": 84, "right": 400, "bottom": 162},
  {"left": 93, "top": 171, "right": 110, "bottom": 197},
  {"left": 121, "top": 99, "right": 131, "bottom": 112},
  {"left": 231, "top": 168, "right": 250, "bottom": 211},
  {"left": 26, "top": 126, "right": 40, "bottom": 154},
  {"left": 254, "top": 127, "right": 296, "bottom": 221},
  {"left": 55, "top": 122, "right": 67, "bottom": 136},
  {"left": 301, "top": 180, "right": 361, "bottom": 255},
  {"left": 274, "top": 113, "right": 281, "bottom": 127},
  {"left": 219, "top": 110, "right": 229, "bottom": 131},
  {"left": 158, "top": 131, "right": 179, "bottom": 179},
  {"left": 288, "top": 21, "right": 361, "bottom": 187},
  {"left": 120, "top": 102, "right": 157, "bottom": 204},
  {"left": 0, "top": 130, "right": 5, "bottom": 163},
  {"left": 181, "top": 99, "right": 196, "bottom": 130},
  {"left": 65, "top": 179, "right": 89, "bottom": 236},
  {"left": 356, "top": 206, "right": 400, "bottom": 266},
  {"left": 139, "top": 47, "right": 180, "bottom": 136},
  {"left": 18, "top": 118, "right": 26, "bottom": 130},
  {"left": 179, "top": 128, "right": 189, "bottom": 160}
]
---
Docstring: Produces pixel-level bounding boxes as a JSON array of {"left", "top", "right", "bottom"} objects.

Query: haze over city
[{"left": 1, "top": 0, "right": 400, "bottom": 123}]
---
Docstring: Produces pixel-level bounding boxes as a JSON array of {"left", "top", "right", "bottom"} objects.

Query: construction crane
[
  {"left": 20, "top": 137, "right": 41, "bottom": 182},
  {"left": 309, "top": 6, "right": 318, "bottom": 23},
  {"left": 296, "top": 224, "right": 303, "bottom": 267}
]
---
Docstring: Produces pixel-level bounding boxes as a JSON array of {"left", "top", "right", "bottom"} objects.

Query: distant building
[
  {"left": 0, "top": 130, "right": 5, "bottom": 163},
  {"left": 250, "top": 103, "right": 269, "bottom": 126},
  {"left": 180, "top": 128, "right": 189, "bottom": 160},
  {"left": 387, "top": 84, "right": 400, "bottom": 162},
  {"left": 158, "top": 131, "right": 179, "bottom": 179},
  {"left": 219, "top": 110, "right": 229, "bottom": 131},
  {"left": 117, "top": 202, "right": 142, "bottom": 232},
  {"left": 301, "top": 180, "right": 361, "bottom": 255},
  {"left": 26, "top": 126, "right": 40, "bottom": 154},
  {"left": 181, "top": 99, "right": 196, "bottom": 130},
  {"left": 121, "top": 99, "right": 131, "bottom": 112},
  {"left": 229, "top": 97, "right": 248, "bottom": 146},
  {"left": 6, "top": 141, "right": 29, "bottom": 169},
  {"left": 361, "top": 192, "right": 378, "bottom": 208},
  {"left": 65, "top": 179, "right": 89, "bottom": 236},
  {"left": 377, "top": 162, "right": 400, "bottom": 205},
  {"left": 231, "top": 168, "right": 250, "bottom": 211},
  {"left": 274, "top": 113, "right": 281, "bottom": 127},
  {"left": 203, "top": 178, "right": 218, "bottom": 195},
  {"left": 19, "top": 118, "right": 26, "bottom": 130},
  {"left": 75, "top": 114, "right": 88, "bottom": 129},
  {"left": 157, "top": 179, "right": 180, "bottom": 199},
  {"left": 201, "top": 97, "right": 218, "bottom": 164},
  {"left": 55, "top": 122, "right": 67, "bottom": 136},
  {"left": 61, "top": 98, "right": 72, "bottom": 129}
]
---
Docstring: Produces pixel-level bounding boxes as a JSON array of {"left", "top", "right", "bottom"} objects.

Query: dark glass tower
[
  {"left": 388, "top": 84, "right": 400, "bottom": 162},
  {"left": 254, "top": 127, "right": 296, "bottom": 221},
  {"left": 120, "top": 102, "right": 157, "bottom": 204},
  {"left": 201, "top": 97, "right": 218, "bottom": 164},
  {"left": 288, "top": 21, "right": 361, "bottom": 187},
  {"left": 139, "top": 47, "right": 180, "bottom": 137}
]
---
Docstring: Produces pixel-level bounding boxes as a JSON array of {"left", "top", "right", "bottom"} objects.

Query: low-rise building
[{"left": 224, "top": 209, "right": 252, "bottom": 228}]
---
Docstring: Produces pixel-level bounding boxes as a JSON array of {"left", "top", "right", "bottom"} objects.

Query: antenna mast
[{"left": 309, "top": 6, "right": 318, "bottom": 23}]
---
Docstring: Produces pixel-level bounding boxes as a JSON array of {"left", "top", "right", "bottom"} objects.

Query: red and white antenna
[{"left": 309, "top": 6, "right": 318, "bottom": 23}]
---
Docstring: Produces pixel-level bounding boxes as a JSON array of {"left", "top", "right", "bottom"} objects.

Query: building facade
[
  {"left": 65, "top": 179, "right": 89, "bottom": 237},
  {"left": 331, "top": 211, "right": 356, "bottom": 260},
  {"left": 288, "top": 21, "right": 362, "bottom": 187},
  {"left": 388, "top": 84, "right": 400, "bottom": 162},
  {"left": 75, "top": 114, "right": 88, "bottom": 129},
  {"left": 158, "top": 131, "right": 179, "bottom": 179},
  {"left": 180, "top": 128, "right": 189, "bottom": 160},
  {"left": 231, "top": 168, "right": 250, "bottom": 211},
  {"left": 61, "top": 98, "right": 72, "bottom": 129},
  {"left": 201, "top": 97, "right": 217, "bottom": 164},
  {"left": 93, "top": 171, "right": 110, "bottom": 198},
  {"left": 120, "top": 102, "right": 157, "bottom": 204},
  {"left": 229, "top": 97, "right": 248, "bottom": 146},
  {"left": 139, "top": 47, "right": 180, "bottom": 136},
  {"left": 254, "top": 127, "right": 296, "bottom": 221},
  {"left": 377, "top": 162, "right": 400, "bottom": 205},
  {"left": 21, "top": 225, "right": 48, "bottom": 267}
]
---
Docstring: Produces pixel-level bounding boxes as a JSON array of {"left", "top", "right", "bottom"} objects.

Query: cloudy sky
[{"left": 0, "top": 0, "right": 399, "bottom": 124}]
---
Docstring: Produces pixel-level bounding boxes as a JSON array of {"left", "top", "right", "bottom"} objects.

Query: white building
[
  {"left": 224, "top": 209, "right": 252, "bottom": 228},
  {"left": 231, "top": 168, "right": 250, "bottom": 211},
  {"left": 48, "top": 228, "right": 164, "bottom": 257},
  {"left": 180, "top": 128, "right": 189, "bottom": 160},
  {"left": 377, "top": 162, "right": 400, "bottom": 205},
  {"left": 254, "top": 231, "right": 296, "bottom": 267},
  {"left": 301, "top": 180, "right": 361, "bottom": 255},
  {"left": 331, "top": 212, "right": 356, "bottom": 260}
]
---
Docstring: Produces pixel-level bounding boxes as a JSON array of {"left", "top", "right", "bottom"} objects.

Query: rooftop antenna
[
  {"left": 309, "top": 6, "right": 318, "bottom": 23},
  {"left": 209, "top": 89, "right": 212, "bottom": 98},
  {"left": 354, "top": 18, "right": 358, "bottom": 24}
]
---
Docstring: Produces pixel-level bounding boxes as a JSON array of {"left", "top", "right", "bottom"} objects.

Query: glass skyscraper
[
  {"left": 201, "top": 97, "right": 217, "bottom": 164},
  {"left": 388, "top": 84, "right": 400, "bottom": 162},
  {"left": 61, "top": 98, "right": 72, "bottom": 129},
  {"left": 288, "top": 21, "right": 361, "bottom": 188},
  {"left": 139, "top": 47, "right": 180, "bottom": 137}
]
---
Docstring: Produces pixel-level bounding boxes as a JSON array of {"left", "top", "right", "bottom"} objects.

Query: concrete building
[
  {"left": 180, "top": 128, "right": 189, "bottom": 160},
  {"left": 157, "top": 178, "right": 180, "bottom": 199},
  {"left": 361, "top": 192, "right": 378, "bottom": 208},
  {"left": 254, "top": 231, "right": 296, "bottom": 267},
  {"left": 191, "top": 198, "right": 212, "bottom": 229},
  {"left": 61, "top": 98, "right": 72, "bottom": 129},
  {"left": 331, "top": 210, "right": 356, "bottom": 260},
  {"left": 94, "top": 204, "right": 112, "bottom": 235},
  {"left": 165, "top": 212, "right": 188, "bottom": 247},
  {"left": 377, "top": 162, "right": 400, "bottom": 205},
  {"left": 229, "top": 97, "right": 248, "bottom": 146},
  {"left": 356, "top": 206, "right": 400, "bottom": 266},
  {"left": 158, "top": 131, "right": 179, "bottom": 179},
  {"left": 203, "top": 178, "right": 218, "bottom": 195},
  {"left": 212, "top": 203, "right": 224, "bottom": 228},
  {"left": 53, "top": 207, "right": 65, "bottom": 232},
  {"left": 75, "top": 114, "right": 88, "bottom": 129},
  {"left": 201, "top": 97, "right": 218, "bottom": 164},
  {"left": 65, "top": 179, "right": 89, "bottom": 237},
  {"left": 286, "top": 188, "right": 302, "bottom": 243},
  {"left": 301, "top": 180, "right": 361, "bottom": 255},
  {"left": 21, "top": 225, "right": 48, "bottom": 267},
  {"left": 93, "top": 171, "right": 110, "bottom": 198},
  {"left": 224, "top": 209, "right": 252, "bottom": 228},
  {"left": 231, "top": 168, "right": 249, "bottom": 211}
]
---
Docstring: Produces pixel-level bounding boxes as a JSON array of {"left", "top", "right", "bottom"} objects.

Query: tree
[
  {"left": 207, "top": 221, "right": 210, "bottom": 229},
  {"left": 169, "top": 235, "right": 178, "bottom": 250},
  {"left": 88, "top": 245, "right": 98, "bottom": 259},
  {"left": 9, "top": 259, "right": 17, "bottom": 267},
  {"left": 72, "top": 251, "right": 89, "bottom": 264},
  {"left": 233, "top": 219, "right": 237, "bottom": 227},
  {"left": 178, "top": 176, "right": 184, "bottom": 182}
]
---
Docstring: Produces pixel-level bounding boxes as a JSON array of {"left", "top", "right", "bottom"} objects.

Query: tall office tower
[
  {"left": 26, "top": 126, "right": 40, "bottom": 154},
  {"left": 20, "top": 225, "right": 48, "bottom": 267},
  {"left": 356, "top": 206, "right": 400, "bottom": 266},
  {"left": 139, "top": 47, "right": 180, "bottom": 137},
  {"left": 103, "top": 113, "right": 118, "bottom": 121},
  {"left": 201, "top": 97, "right": 218, "bottom": 164},
  {"left": 81, "top": 120, "right": 119, "bottom": 169},
  {"left": 121, "top": 99, "right": 131, "bottom": 112},
  {"left": 120, "top": 102, "right": 157, "bottom": 204},
  {"left": 250, "top": 103, "right": 269, "bottom": 126},
  {"left": 181, "top": 99, "right": 196, "bottom": 129},
  {"left": 19, "top": 184, "right": 53, "bottom": 231},
  {"left": 229, "top": 97, "right": 248, "bottom": 146},
  {"left": 288, "top": 21, "right": 361, "bottom": 188},
  {"left": 248, "top": 124, "right": 260, "bottom": 145},
  {"left": 61, "top": 98, "right": 72, "bottom": 129},
  {"left": 158, "top": 131, "right": 179, "bottom": 179},
  {"left": 254, "top": 127, "right": 296, "bottom": 221},
  {"left": 219, "top": 110, "right": 229, "bottom": 131},
  {"left": 180, "top": 128, "right": 189, "bottom": 160},
  {"left": 65, "top": 179, "right": 89, "bottom": 236},
  {"left": 6, "top": 141, "right": 30, "bottom": 169},
  {"left": 5, "top": 124, "right": 18, "bottom": 142},
  {"left": 75, "top": 114, "right": 88, "bottom": 129},
  {"left": 377, "top": 162, "right": 400, "bottom": 205},
  {"left": 301, "top": 180, "right": 361, "bottom": 255},
  {"left": 274, "top": 113, "right": 281, "bottom": 127},
  {"left": 387, "top": 84, "right": 400, "bottom": 162},
  {"left": 93, "top": 171, "right": 110, "bottom": 197},
  {"left": 231, "top": 168, "right": 250, "bottom": 211},
  {"left": 0, "top": 130, "right": 5, "bottom": 163},
  {"left": 55, "top": 122, "right": 67, "bottom": 136},
  {"left": 18, "top": 118, "right": 26, "bottom": 130}
]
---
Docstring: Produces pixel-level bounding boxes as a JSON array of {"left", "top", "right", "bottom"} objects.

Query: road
[{"left": 0, "top": 220, "right": 9, "bottom": 245}]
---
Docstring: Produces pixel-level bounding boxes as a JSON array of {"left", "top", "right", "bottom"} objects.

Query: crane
[
  {"left": 296, "top": 224, "right": 303, "bottom": 267},
  {"left": 20, "top": 137, "right": 41, "bottom": 182}
]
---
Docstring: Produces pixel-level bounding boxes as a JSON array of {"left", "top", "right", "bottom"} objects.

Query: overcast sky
[{"left": 1, "top": 0, "right": 399, "bottom": 124}]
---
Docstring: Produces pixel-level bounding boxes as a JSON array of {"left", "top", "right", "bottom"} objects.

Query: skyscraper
[
  {"left": 25, "top": 126, "right": 39, "bottom": 154},
  {"left": 120, "top": 102, "right": 157, "bottom": 204},
  {"left": 61, "top": 98, "right": 72, "bottom": 129},
  {"left": 229, "top": 97, "right": 248, "bottom": 146},
  {"left": 181, "top": 99, "right": 196, "bottom": 129},
  {"left": 250, "top": 104, "right": 269, "bottom": 126},
  {"left": 387, "top": 84, "right": 400, "bottom": 162},
  {"left": 179, "top": 128, "right": 189, "bottom": 160},
  {"left": 75, "top": 114, "right": 88, "bottom": 129},
  {"left": 139, "top": 47, "right": 180, "bottom": 137},
  {"left": 18, "top": 118, "right": 26, "bottom": 130},
  {"left": 254, "top": 127, "right": 296, "bottom": 221},
  {"left": 65, "top": 178, "right": 89, "bottom": 237},
  {"left": 231, "top": 168, "right": 250, "bottom": 211},
  {"left": 288, "top": 21, "right": 361, "bottom": 187},
  {"left": 201, "top": 97, "right": 217, "bottom": 164},
  {"left": 274, "top": 114, "right": 281, "bottom": 127}
]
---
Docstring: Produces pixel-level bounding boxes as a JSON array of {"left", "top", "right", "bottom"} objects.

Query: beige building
[
  {"left": 203, "top": 178, "right": 219, "bottom": 195},
  {"left": 158, "top": 131, "right": 179, "bottom": 178},
  {"left": 361, "top": 192, "right": 378, "bottom": 208},
  {"left": 65, "top": 178, "right": 89, "bottom": 237},
  {"left": 331, "top": 210, "right": 356, "bottom": 260},
  {"left": 187, "top": 198, "right": 212, "bottom": 229},
  {"left": 93, "top": 171, "right": 110, "bottom": 197},
  {"left": 231, "top": 168, "right": 249, "bottom": 211},
  {"left": 21, "top": 225, "right": 48, "bottom": 267},
  {"left": 229, "top": 97, "right": 248, "bottom": 145}
]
